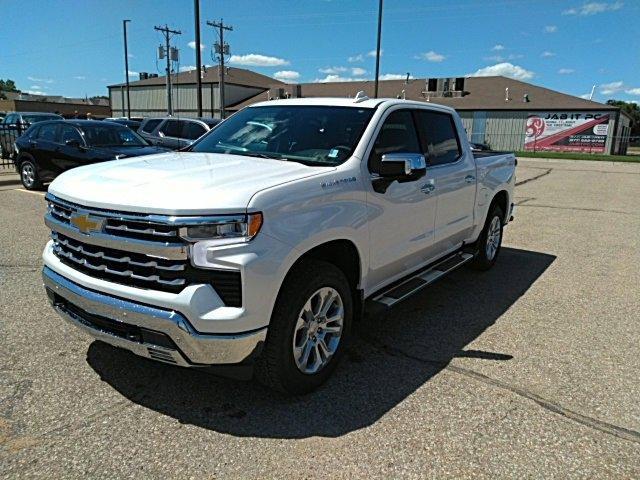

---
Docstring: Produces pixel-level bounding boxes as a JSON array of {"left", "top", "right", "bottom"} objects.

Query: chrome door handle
[
  {"left": 420, "top": 183, "right": 435, "bottom": 194},
  {"left": 465, "top": 175, "right": 476, "bottom": 183}
]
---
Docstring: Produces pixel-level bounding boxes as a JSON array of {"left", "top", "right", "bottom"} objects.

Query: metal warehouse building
[{"left": 109, "top": 71, "right": 632, "bottom": 155}]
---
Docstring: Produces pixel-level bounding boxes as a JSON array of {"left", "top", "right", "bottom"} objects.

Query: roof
[
  {"left": 233, "top": 76, "right": 617, "bottom": 112},
  {"left": 108, "top": 66, "right": 284, "bottom": 89}
]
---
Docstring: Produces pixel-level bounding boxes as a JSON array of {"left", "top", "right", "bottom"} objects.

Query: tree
[
  {"left": 606, "top": 99, "right": 640, "bottom": 136},
  {"left": 0, "top": 79, "right": 19, "bottom": 93}
]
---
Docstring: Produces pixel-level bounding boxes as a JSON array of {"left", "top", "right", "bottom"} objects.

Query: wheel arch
[{"left": 490, "top": 189, "right": 510, "bottom": 222}]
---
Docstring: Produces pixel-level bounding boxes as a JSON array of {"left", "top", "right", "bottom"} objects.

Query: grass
[{"left": 515, "top": 151, "right": 640, "bottom": 163}]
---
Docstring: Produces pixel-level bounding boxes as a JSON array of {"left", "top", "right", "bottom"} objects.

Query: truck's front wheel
[{"left": 256, "top": 259, "right": 352, "bottom": 395}]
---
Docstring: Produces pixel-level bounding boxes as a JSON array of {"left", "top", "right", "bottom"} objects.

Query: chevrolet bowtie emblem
[{"left": 70, "top": 213, "right": 104, "bottom": 234}]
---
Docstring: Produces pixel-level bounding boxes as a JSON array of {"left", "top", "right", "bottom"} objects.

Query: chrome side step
[{"left": 371, "top": 252, "right": 474, "bottom": 307}]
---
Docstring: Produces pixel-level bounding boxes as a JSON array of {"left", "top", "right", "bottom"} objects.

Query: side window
[
  {"left": 368, "top": 110, "right": 421, "bottom": 174},
  {"left": 5, "top": 114, "right": 15, "bottom": 124},
  {"left": 160, "top": 119, "right": 182, "bottom": 137},
  {"left": 141, "top": 118, "right": 162, "bottom": 133},
  {"left": 416, "top": 111, "right": 462, "bottom": 166},
  {"left": 60, "top": 125, "right": 83, "bottom": 144},
  {"left": 37, "top": 123, "right": 59, "bottom": 142},
  {"left": 182, "top": 121, "right": 206, "bottom": 140}
]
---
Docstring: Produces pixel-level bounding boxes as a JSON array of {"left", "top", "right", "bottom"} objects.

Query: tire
[
  {"left": 255, "top": 259, "right": 353, "bottom": 395},
  {"left": 19, "top": 158, "right": 42, "bottom": 190},
  {"left": 470, "top": 204, "right": 504, "bottom": 271}
]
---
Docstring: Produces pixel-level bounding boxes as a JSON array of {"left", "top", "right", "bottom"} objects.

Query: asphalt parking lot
[{"left": 1, "top": 158, "right": 639, "bottom": 479}]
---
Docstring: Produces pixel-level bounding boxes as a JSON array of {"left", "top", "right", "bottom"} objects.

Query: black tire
[
  {"left": 255, "top": 259, "right": 353, "bottom": 395},
  {"left": 470, "top": 204, "right": 504, "bottom": 271},
  {"left": 19, "top": 158, "right": 42, "bottom": 190}
]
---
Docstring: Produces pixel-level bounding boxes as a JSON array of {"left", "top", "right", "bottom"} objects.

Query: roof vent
[
  {"left": 354, "top": 91, "right": 369, "bottom": 103},
  {"left": 523, "top": 93, "right": 530, "bottom": 103}
]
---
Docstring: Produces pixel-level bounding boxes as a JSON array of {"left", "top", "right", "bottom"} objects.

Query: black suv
[{"left": 15, "top": 120, "right": 170, "bottom": 190}]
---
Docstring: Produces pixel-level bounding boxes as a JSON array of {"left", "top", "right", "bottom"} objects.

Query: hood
[
  {"left": 49, "top": 152, "right": 332, "bottom": 215},
  {"left": 91, "top": 144, "right": 170, "bottom": 159}
]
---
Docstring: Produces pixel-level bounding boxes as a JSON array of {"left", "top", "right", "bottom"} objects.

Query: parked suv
[
  {"left": 1, "top": 112, "right": 63, "bottom": 159},
  {"left": 138, "top": 117, "right": 220, "bottom": 150},
  {"left": 15, "top": 120, "right": 169, "bottom": 189}
]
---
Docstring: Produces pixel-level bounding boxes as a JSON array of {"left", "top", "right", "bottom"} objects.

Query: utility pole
[
  {"left": 154, "top": 24, "right": 182, "bottom": 115},
  {"left": 194, "top": 0, "right": 203, "bottom": 117},
  {"left": 373, "top": 0, "right": 383, "bottom": 98},
  {"left": 206, "top": 19, "right": 233, "bottom": 119},
  {"left": 123, "top": 20, "right": 131, "bottom": 118}
]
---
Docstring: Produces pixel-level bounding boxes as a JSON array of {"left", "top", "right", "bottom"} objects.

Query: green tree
[
  {"left": 606, "top": 99, "right": 640, "bottom": 136},
  {"left": 0, "top": 79, "right": 20, "bottom": 99}
]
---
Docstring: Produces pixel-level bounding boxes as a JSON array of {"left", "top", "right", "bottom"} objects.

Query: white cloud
[
  {"left": 127, "top": 70, "right": 138, "bottom": 77},
  {"left": 228, "top": 54, "right": 289, "bottom": 67},
  {"left": 544, "top": 25, "right": 558, "bottom": 33},
  {"left": 470, "top": 62, "right": 534, "bottom": 81},
  {"left": 30, "top": 85, "right": 42, "bottom": 90},
  {"left": 313, "top": 74, "right": 368, "bottom": 83},
  {"left": 27, "top": 76, "right": 53, "bottom": 84},
  {"left": 188, "top": 41, "right": 205, "bottom": 50},
  {"left": 579, "top": 93, "right": 593, "bottom": 99},
  {"left": 379, "top": 73, "right": 410, "bottom": 81},
  {"left": 274, "top": 70, "right": 300, "bottom": 82},
  {"left": 25, "top": 90, "right": 46, "bottom": 95},
  {"left": 558, "top": 68, "right": 575, "bottom": 74},
  {"left": 419, "top": 50, "right": 446, "bottom": 62},
  {"left": 351, "top": 67, "right": 367, "bottom": 76},
  {"left": 367, "top": 49, "right": 383, "bottom": 57},
  {"left": 73, "top": 75, "right": 86, "bottom": 80},
  {"left": 541, "top": 51, "right": 556, "bottom": 57},
  {"left": 319, "top": 66, "right": 347, "bottom": 74},
  {"left": 625, "top": 87, "right": 640, "bottom": 95},
  {"left": 492, "top": 44, "right": 505, "bottom": 51},
  {"left": 563, "top": 1, "right": 623, "bottom": 15},
  {"left": 128, "top": 53, "right": 135, "bottom": 59},
  {"left": 179, "top": 65, "right": 196, "bottom": 72},
  {"left": 347, "top": 54, "right": 364, "bottom": 63},
  {"left": 599, "top": 81, "right": 624, "bottom": 95}
]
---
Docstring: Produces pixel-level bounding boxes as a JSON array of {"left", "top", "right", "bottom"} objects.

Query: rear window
[
  {"left": 415, "top": 111, "right": 461, "bottom": 166},
  {"left": 160, "top": 119, "right": 183, "bottom": 137},
  {"left": 182, "top": 121, "right": 207, "bottom": 140},
  {"left": 141, "top": 118, "right": 162, "bottom": 133},
  {"left": 37, "top": 123, "right": 59, "bottom": 142}
]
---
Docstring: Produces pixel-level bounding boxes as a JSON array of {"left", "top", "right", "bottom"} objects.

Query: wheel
[
  {"left": 256, "top": 259, "right": 353, "bottom": 395},
  {"left": 470, "top": 204, "right": 504, "bottom": 271},
  {"left": 19, "top": 159, "right": 42, "bottom": 190}
]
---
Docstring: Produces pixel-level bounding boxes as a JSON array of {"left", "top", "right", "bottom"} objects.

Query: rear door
[
  {"left": 32, "top": 123, "right": 61, "bottom": 179},
  {"left": 415, "top": 110, "right": 477, "bottom": 255}
]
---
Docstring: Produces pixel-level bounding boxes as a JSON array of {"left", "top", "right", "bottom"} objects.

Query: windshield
[
  {"left": 23, "top": 114, "right": 61, "bottom": 123},
  {"left": 81, "top": 125, "right": 148, "bottom": 147},
  {"left": 191, "top": 105, "right": 375, "bottom": 166}
]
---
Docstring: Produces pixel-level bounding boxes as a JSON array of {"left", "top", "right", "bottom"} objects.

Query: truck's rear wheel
[
  {"left": 470, "top": 204, "right": 504, "bottom": 271},
  {"left": 256, "top": 259, "right": 352, "bottom": 395}
]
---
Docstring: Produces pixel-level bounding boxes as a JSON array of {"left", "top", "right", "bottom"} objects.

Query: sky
[{"left": 1, "top": 0, "right": 638, "bottom": 103}]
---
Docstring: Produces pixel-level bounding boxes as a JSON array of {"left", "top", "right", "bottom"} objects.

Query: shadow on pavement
[{"left": 87, "top": 247, "right": 555, "bottom": 438}]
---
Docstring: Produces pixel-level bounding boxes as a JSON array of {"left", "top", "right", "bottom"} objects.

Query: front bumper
[{"left": 43, "top": 267, "right": 266, "bottom": 367}]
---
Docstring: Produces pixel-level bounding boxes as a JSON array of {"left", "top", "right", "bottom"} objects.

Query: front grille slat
[{"left": 47, "top": 196, "right": 242, "bottom": 306}]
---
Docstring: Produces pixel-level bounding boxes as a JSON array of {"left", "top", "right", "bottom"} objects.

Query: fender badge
[{"left": 321, "top": 177, "right": 357, "bottom": 189}]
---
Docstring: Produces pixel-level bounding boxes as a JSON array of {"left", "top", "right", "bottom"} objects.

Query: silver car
[{"left": 138, "top": 117, "right": 220, "bottom": 150}]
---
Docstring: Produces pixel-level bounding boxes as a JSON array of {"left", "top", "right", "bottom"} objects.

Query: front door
[{"left": 364, "top": 109, "right": 438, "bottom": 292}]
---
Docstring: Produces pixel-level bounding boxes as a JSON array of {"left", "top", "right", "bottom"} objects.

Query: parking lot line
[{"left": 13, "top": 188, "right": 46, "bottom": 196}]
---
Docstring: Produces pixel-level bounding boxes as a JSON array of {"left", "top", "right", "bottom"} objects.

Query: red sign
[{"left": 524, "top": 112, "right": 609, "bottom": 153}]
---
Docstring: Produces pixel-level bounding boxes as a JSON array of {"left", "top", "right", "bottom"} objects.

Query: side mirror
[
  {"left": 65, "top": 139, "right": 82, "bottom": 148},
  {"left": 373, "top": 153, "right": 426, "bottom": 193}
]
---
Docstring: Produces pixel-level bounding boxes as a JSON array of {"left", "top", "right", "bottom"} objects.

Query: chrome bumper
[{"left": 43, "top": 267, "right": 266, "bottom": 367}]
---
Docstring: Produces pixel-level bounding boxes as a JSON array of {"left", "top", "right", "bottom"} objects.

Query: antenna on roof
[
  {"left": 505, "top": 87, "right": 510, "bottom": 102},
  {"left": 354, "top": 91, "right": 369, "bottom": 103},
  {"left": 589, "top": 84, "right": 596, "bottom": 100}
]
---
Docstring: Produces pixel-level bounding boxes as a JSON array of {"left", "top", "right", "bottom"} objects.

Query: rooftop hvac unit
[
  {"left": 454, "top": 77, "right": 465, "bottom": 91},
  {"left": 294, "top": 84, "right": 302, "bottom": 98},
  {"left": 427, "top": 78, "right": 438, "bottom": 92},
  {"left": 149, "top": 73, "right": 159, "bottom": 78},
  {"left": 139, "top": 72, "right": 149, "bottom": 80}
]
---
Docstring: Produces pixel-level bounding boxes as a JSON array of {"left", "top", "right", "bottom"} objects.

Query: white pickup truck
[{"left": 42, "top": 97, "right": 515, "bottom": 394}]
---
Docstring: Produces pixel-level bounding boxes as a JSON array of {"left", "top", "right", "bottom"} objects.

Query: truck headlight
[{"left": 179, "top": 213, "right": 263, "bottom": 245}]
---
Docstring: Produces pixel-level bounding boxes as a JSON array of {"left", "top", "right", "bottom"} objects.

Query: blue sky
[{"left": 1, "top": 0, "right": 638, "bottom": 103}]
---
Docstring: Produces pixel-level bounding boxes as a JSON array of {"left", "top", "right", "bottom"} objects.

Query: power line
[
  {"left": 154, "top": 24, "right": 181, "bottom": 116},
  {"left": 206, "top": 19, "right": 233, "bottom": 119}
]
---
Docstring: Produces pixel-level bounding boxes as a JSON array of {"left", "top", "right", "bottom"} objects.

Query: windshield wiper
[{"left": 225, "top": 151, "right": 289, "bottom": 161}]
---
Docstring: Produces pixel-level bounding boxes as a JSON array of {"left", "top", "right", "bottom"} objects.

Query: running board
[{"left": 371, "top": 252, "right": 474, "bottom": 307}]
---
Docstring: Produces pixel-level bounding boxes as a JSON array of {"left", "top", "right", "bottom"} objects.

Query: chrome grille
[
  {"left": 53, "top": 232, "right": 188, "bottom": 290},
  {"left": 45, "top": 194, "right": 243, "bottom": 305}
]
